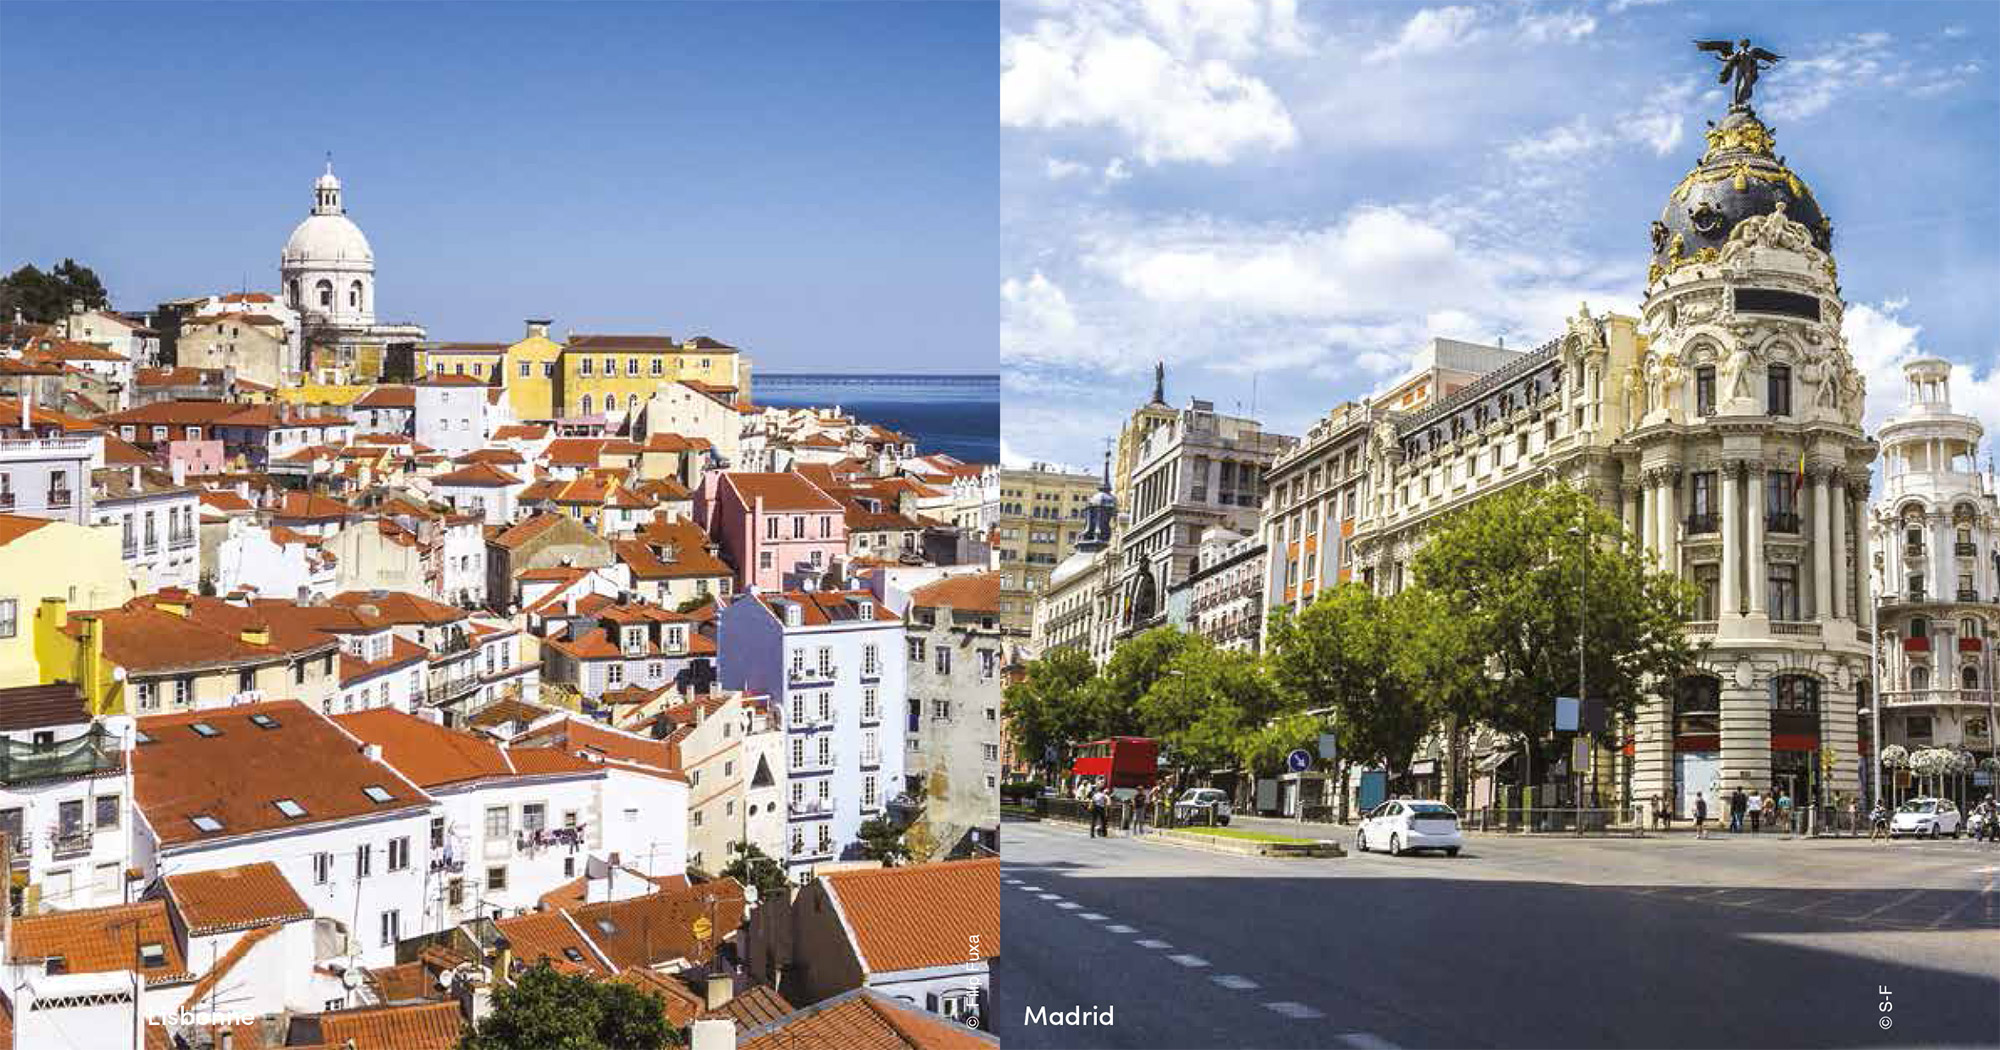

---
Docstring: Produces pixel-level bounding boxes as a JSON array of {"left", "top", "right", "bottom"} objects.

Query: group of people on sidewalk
[
  {"left": 1657, "top": 787, "right": 2000, "bottom": 842},
  {"left": 1076, "top": 779, "right": 1168, "bottom": 838}
]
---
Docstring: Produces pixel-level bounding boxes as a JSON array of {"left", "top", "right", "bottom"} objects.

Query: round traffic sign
[{"left": 1286, "top": 749, "right": 1312, "bottom": 773}]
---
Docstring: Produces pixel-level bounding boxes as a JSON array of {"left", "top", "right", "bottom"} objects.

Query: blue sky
[
  {"left": 0, "top": 2, "right": 996, "bottom": 373},
  {"left": 1001, "top": 0, "right": 2000, "bottom": 468}
]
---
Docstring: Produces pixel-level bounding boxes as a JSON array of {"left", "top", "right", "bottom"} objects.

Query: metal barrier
[
  {"left": 1036, "top": 797, "right": 1128, "bottom": 833},
  {"left": 1456, "top": 807, "right": 1642, "bottom": 836}
]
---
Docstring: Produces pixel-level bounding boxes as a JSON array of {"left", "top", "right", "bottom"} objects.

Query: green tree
[
  {"left": 1266, "top": 583, "right": 1422, "bottom": 819},
  {"left": 1235, "top": 711, "right": 1324, "bottom": 779},
  {"left": 719, "top": 840, "right": 788, "bottom": 903},
  {"left": 855, "top": 816, "right": 910, "bottom": 866},
  {"left": 1410, "top": 482, "right": 1702, "bottom": 796},
  {"left": 1001, "top": 645, "right": 1098, "bottom": 780},
  {"left": 1139, "top": 641, "right": 1285, "bottom": 779},
  {"left": 459, "top": 959, "right": 678, "bottom": 1049},
  {"left": 675, "top": 592, "right": 715, "bottom": 614},
  {"left": 0, "top": 260, "right": 109, "bottom": 323},
  {"left": 1091, "top": 626, "right": 1194, "bottom": 739}
]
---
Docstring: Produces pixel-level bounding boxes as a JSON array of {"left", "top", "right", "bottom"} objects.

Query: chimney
[
  {"left": 128, "top": 465, "right": 141, "bottom": 490},
  {"left": 364, "top": 743, "right": 384, "bottom": 763},
  {"left": 39, "top": 596, "right": 66, "bottom": 630},
  {"left": 170, "top": 458, "right": 186, "bottom": 486},
  {"left": 493, "top": 937, "right": 514, "bottom": 987},
  {"left": 704, "top": 973, "right": 732, "bottom": 1010},
  {"left": 689, "top": 1019, "right": 736, "bottom": 1050},
  {"left": 525, "top": 319, "right": 551, "bottom": 341},
  {"left": 70, "top": 299, "right": 85, "bottom": 317}
]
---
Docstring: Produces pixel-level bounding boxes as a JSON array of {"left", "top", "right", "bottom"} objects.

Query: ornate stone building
[
  {"left": 1346, "top": 99, "right": 1876, "bottom": 814},
  {"left": 1868, "top": 358, "right": 1999, "bottom": 787},
  {"left": 280, "top": 162, "right": 425, "bottom": 383}
]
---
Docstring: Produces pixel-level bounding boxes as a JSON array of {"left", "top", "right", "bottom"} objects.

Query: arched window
[
  {"left": 627, "top": 393, "right": 639, "bottom": 412},
  {"left": 1962, "top": 617, "right": 1979, "bottom": 638},
  {"left": 1910, "top": 666, "right": 1930, "bottom": 691},
  {"left": 580, "top": 394, "right": 592, "bottom": 415},
  {"left": 349, "top": 281, "right": 362, "bottom": 308},
  {"left": 1674, "top": 675, "right": 1721, "bottom": 743},
  {"left": 1771, "top": 674, "right": 1819, "bottom": 712},
  {"left": 315, "top": 280, "right": 332, "bottom": 308},
  {"left": 1966, "top": 666, "right": 1981, "bottom": 691},
  {"left": 288, "top": 279, "right": 299, "bottom": 306}
]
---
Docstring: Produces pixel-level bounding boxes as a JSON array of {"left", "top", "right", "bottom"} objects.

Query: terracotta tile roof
[
  {"left": 909, "top": 572, "right": 1002, "bottom": 615},
  {"left": 354, "top": 385, "right": 415, "bottom": 408},
  {"left": 706, "top": 982, "right": 797, "bottom": 1031},
  {"left": 0, "top": 683, "right": 90, "bottom": 731},
  {"left": 543, "top": 438, "right": 611, "bottom": 467},
  {"left": 62, "top": 595, "right": 334, "bottom": 674},
  {"left": 272, "top": 491, "right": 359, "bottom": 521},
  {"left": 750, "top": 589, "right": 902, "bottom": 628},
  {"left": 569, "top": 878, "right": 745, "bottom": 970},
  {"left": 510, "top": 716, "right": 680, "bottom": 774},
  {"left": 614, "top": 966, "right": 709, "bottom": 1027},
  {"left": 334, "top": 708, "right": 601, "bottom": 787},
  {"left": 133, "top": 700, "right": 430, "bottom": 848},
  {"left": 427, "top": 342, "right": 508, "bottom": 355},
  {"left": 0, "top": 396, "right": 102, "bottom": 432},
  {"left": 315, "top": 1002, "right": 465, "bottom": 1050},
  {"left": 364, "top": 960, "right": 437, "bottom": 1004},
  {"left": 218, "top": 291, "right": 275, "bottom": 303},
  {"left": 328, "top": 590, "right": 466, "bottom": 626},
  {"left": 641, "top": 432, "right": 710, "bottom": 453},
  {"left": 491, "top": 424, "right": 548, "bottom": 441},
  {"left": 822, "top": 858, "right": 1000, "bottom": 974},
  {"left": 339, "top": 636, "right": 427, "bottom": 685},
  {"left": 845, "top": 500, "right": 924, "bottom": 532},
  {"left": 454, "top": 447, "right": 525, "bottom": 466},
  {"left": 431, "top": 461, "right": 521, "bottom": 487},
  {"left": 684, "top": 335, "right": 736, "bottom": 350},
  {"left": 536, "top": 870, "right": 688, "bottom": 911},
  {"left": 8, "top": 901, "right": 193, "bottom": 986},
  {"left": 612, "top": 532, "right": 730, "bottom": 581},
  {"left": 723, "top": 472, "right": 842, "bottom": 512},
  {"left": 28, "top": 337, "right": 128, "bottom": 363},
  {"left": 492, "top": 910, "right": 611, "bottom": 975},
  {"left": 164, "top": 862, "right": 312, "bottom": 935},
  {"left": 488, "top": 511, "right": 566, "bottom": 549},
  {"left": 741, "top": 988, "right": 998, "bottom": 1050},
  {"left": 566, "top": 333, "right": 678, "bottom": 351},
  {"left": 464, "top": 696, "right": 553, "bottom": 730},
  {"left": 102, "top": 435, "right": 155, "bottom": 465},
  {"left": 415, "top": 373, "right": 491, "bottom": 387},
  {"left": 0, "top": 514, "right": 54, "bottom": 546}
]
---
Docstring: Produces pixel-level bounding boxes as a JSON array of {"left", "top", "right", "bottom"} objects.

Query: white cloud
[
  {"left": 1367, "top": 6, "right": 1482, "bottom": 63},
  {"left": 1606, "top": 0, "right": 1673, "bottom": 13},
  {"left": 1758, "top": 31, "right": 1975, "bottom": 121},
  {"left": 1504, "top": 116, "right": 1607, "bottom": 164},
  {"left": 1943, "top": 25, "right": 1968, "bottom": 39},
  {"left": 1517, "top": 10, "right": 1597, "bottom": 44},
  {"left": 1845, "top": 299, "right": 2000, "bottom": 446},
  {"left": 1002, "top": 1, "right": 1301, "bottom": 165},
  {"left": 1045, "top": 157, "right": 1091, "bottom": 180},
  {"left": 1103, "top": 157, "right": 1132, "bottom": 182}
]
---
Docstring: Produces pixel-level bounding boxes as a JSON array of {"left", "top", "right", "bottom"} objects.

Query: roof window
[
  {"left": 562, "top": 947, "right": 585, "bottom": 963},
  {"left": 273, "top": 799, "right": 307, "bottom": 819},
  {"left": 190, "top": 814, "right": 223, "bottom": 833},
  {"left": 594, "top": 919, "right": 618, "bottom": 936},
  {"left": 249, "top": 714, "right": 279, "bottom": 729},
  {"left": 139, "top": 943, "right": 167, "bottom": 969},
  {"left": 190, "top": 722, "right": 220, "bottom": 738},
  {"left": 362, "top": 785, "right": 394, "bottom": 804}
]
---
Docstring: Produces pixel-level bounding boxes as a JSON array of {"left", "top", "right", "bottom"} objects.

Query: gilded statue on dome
[{"left": 1696, "top": 38, "right": 1783, "bottom": 109}]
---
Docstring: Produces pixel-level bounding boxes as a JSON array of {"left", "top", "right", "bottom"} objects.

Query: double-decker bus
[{"left": 1070, "top": 737, "right": 1160, "bottom": 790}]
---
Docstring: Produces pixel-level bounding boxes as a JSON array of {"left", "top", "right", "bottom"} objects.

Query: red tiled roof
[
  {"left": 741, "top": 989, "right": 998, "bottom": 1050},
  {"left": 316, "top": 1002, "right": 465, "bottom": 1050},
  {"left": 909, "top": 572, "right": 1002, "bottom": 614},
  {"left": 431, "top": 461, "right": 521, "bottom": 487},
  {"left": 8, "top": 901, "right": 192, "bottom": 986},
  {"left": 334, "top": 708, "right": 598, "bottom": 788},
  {"left": 164, "top": 862, "right": 312, "bottom": 935},
  {"left": 492, "top": 910, "right": 611, "bottom": 975},
  {"left": 821, "top": 858, "right": 1000, "bottom": 974},
  {"left": 355, "top": 385, "right": 415, "bottom": 408},
  {"left": 750, "top": 589, "right": 901, "bottom": 628},
  {"left": 0, "top": 515, "right": 54, "bottom": 546},
  {"left": 569, "top": 879, "right": 745, "bottom": 970}
]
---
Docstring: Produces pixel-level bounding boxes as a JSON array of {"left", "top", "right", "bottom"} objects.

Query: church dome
[
  {"left": 282, "top": 212, "right": 373, "bottom": 267},
  {"left": 1649, "top": 108, "right": 1830, "bottom": 278}
]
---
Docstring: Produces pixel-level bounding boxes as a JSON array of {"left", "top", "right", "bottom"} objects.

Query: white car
[
  {"left": 1356, "top": 799, "right": 1463, "bottom": 857},
  {"left": 1888, "top": 798, "right": 1962, "bottom": 838},
  {"left": 1173, "top": 788, "right": 1232, "bottom": 825}
]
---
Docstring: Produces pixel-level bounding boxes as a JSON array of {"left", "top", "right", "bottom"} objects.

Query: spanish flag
[{"left": 1793, "top": 449, "right": 1807, "bottom": 494}]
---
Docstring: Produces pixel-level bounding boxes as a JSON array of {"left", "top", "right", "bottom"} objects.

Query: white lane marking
[
  {"left": 1037, "top": 893, "right": 1062, "bottom": 901},
  {"left": 1857, "top": 887, "right": 1930, "bottom": 920},
  {"left": 1079, "top": 912, "right": 1108, "bottom": 921},
  {"left": 1003, "top": 878, "right": 1023, "bottom": 885},
  {"left": 1336, "top": 1033, "right": 1401, "bottom": 1049},
  {"left": 1019, "top": 886, "right": 1043, "bottom": 892},
  {"left": 1168, "top": 954, "right": 1209, "bottom": 968},
  {"left": 1135, "top": 939, "right": 1173, "bottom": 949},
  {"left": 1265, "top": 1001, "right": 1325, "bottom": 1019},
  {"left": 1211, "top": 975, "right": 1259, "bottom": 990},
  {"left": 1105, "top": 924, "right": 1136, "bottom": 933},
  {"left": 1057, "top": 902, "right": 1082, "bottom": 910}
]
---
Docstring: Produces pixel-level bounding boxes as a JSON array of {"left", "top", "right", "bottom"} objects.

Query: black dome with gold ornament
[{"left": 1648, "top": 106, "right": 1832, "bottom": 281}]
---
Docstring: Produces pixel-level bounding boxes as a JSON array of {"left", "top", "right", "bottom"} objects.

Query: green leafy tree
[
  {"left": 1001, "top": 645, "right": 1098, "bottom": 780},
  {"left": 1267, "top": 583, "right": 1419, "bottom": 819},
  {"left": 458, "top": 959, "right": 678, "bottom": 1049},
  {"left": 855, "top": 816, "right": 910, "bottom": 866},
  {"left": 1235, "top": 712, "right": 1324, "bottom": 779},
  {"left": 1091, "top": 626, "right": 1194, "bottom": 739},
  {"left": 1410, "top": 482, "right": 1703, "bottom": 794},
  {"left": 719, "top": 840, "right": 788, "bottom": 903},
  {"left": 675, "top": 592, "right": 715, "bottom": 614},
  {"left": 1139, "top": 641, "right": 1285, "bottom": 779},
  {"left": 0, "top": 260, "right": 109, "bottom": 323}
]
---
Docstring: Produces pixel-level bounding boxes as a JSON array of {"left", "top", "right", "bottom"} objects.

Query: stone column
[
  {"left": 1812, "top": 469, "right": 1833, "bottom": 620},
  {"left": 1656, "top": 469, "right": 1680, "bottom": 576},
  {"left": 1720, "top": 461, "right": 1742, "bottom": 616},
  {"left": 1852, "top": 479, "right": 1874, "bottom": 617},
  {"left": 1831, "top": 480, "right": 1850, "bottom": 621},
  {"left": 1746, "top": 466, "right": 1767, "bottom": 616},
  {"left": 1720, "top": 657, "right": 1774, "bottom": 803},
  {"left": 1934, "top": 513, "right": 1952, "bottom": 600},
  {"left": 1622, "top": 482, "right": 1641, "bottom": 547},
  {"left": 1640, "top": 475, "right": 1657, "bottom": 557}
]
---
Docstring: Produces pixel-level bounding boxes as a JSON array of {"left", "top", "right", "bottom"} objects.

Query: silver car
[{"left": 1174, "top": 788, "right": 1232, "bottom": 825}]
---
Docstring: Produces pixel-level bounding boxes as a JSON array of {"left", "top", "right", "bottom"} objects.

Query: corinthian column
[
  {"left": 1746, "top": 465, "right": 1767, "bottom": 616},
  {"left": 1831, "top": 477, "right": 1850, "bottom": 621},
  {"left": 1812, "top": 468, "right": 1833, "bottom": 620},
  {"left": 1720, "top": 461, "right": 1742, "bottom": 616},
  {"left": 1658, "top": 469, "right": 1681, "bottom": 577}
]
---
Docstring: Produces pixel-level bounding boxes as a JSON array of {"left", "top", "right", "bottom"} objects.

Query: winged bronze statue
[{"left": 1696, "top": 38, "right": 1783, "bottom": 108}]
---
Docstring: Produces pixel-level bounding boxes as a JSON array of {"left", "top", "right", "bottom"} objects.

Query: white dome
[{"left": 283, "top": 213, "right": 373, "bottom": 267}]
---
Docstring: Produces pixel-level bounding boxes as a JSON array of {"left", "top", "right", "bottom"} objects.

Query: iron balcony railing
[
  {"left": 48, "top": 827, "right": 93, "bottom": 860},
  {"left": 1767, "top": 512, "right": 1801, "bottom": 534},
  {"left": 1956, "top": 541, "right": 1979, "bottom": 556},
  {"left": 787, "top": 665, "right": 838, "bottom": 685},
  {"left": 1685, "top": 513, "right": 1720, "bottom": 535}
]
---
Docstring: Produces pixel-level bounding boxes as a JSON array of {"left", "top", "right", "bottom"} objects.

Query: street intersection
[{"left": 996, "top": 815, "right": 1999, "bottom": 1049}]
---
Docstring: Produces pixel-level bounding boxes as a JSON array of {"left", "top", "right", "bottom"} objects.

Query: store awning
[{"left": 1476, "top": 750, "right": 1517, "bottom": 773}]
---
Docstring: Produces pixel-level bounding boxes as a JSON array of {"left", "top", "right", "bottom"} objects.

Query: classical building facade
[
  {"left": 1030, "top": 454, "right": 1120, "bottom": 664},
  {"left": 992, "top": 461, "right": 1097, "bottom": 632},
  {"left": 1174, "top": 525, "right": 1265, "bottom": 652},
  {"left": 1868, "top": 357, "right": 1999, "bottom": 776},
  {"left": 280, "top": 162, "right": 425, "bottom": 382},
  {"left": 1345, "top": 100, "right": 1875, "bottom": 815}
]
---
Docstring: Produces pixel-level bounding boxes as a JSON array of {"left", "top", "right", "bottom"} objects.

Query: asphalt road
[{"left": 995, "top": 816, "right": 2000, "bottom": 1049}]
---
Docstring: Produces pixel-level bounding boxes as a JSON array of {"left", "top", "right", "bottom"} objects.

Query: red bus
[{"left": 1070, "top": 737, "right": 1160, "bottom": 790}]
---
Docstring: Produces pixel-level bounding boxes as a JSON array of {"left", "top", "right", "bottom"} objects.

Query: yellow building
[
  {"left": 499, "top": 319, "right": 564, "bottom": 422},
  {"left": 994, "top": 463, "right": 1100, "bottom": 631},
  {"left": 0, "top": 515, "right": 130, "bottom": 689},
  {"left": 558, "top": 333, "right": 747, "bottom": 419},
  {"left": 418, "top": 340, "right": 509, "bottom": 385}
]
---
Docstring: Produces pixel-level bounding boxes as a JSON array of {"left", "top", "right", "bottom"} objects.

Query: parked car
[
  {"left": 1888, "top": 798, "right": 1961, "bottom": 838},
  {"left": 1173, "top": 788, "right": 1232, "bottom": 825},
  {"left": 1356, "top": 799, "right": 1462, "bottom": 856}
]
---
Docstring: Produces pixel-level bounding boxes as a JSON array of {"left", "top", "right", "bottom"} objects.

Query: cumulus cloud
[
  {"left": 1517, "top": 9, "right": 1597, "bottom": 44},
  {"left": 1367, "top": 6, "right": 1482, "bottom": 62},
  {"left": 1846, "top": 299, "right": 2000, "bottom": 446},
  {"left": 1760, "top": 31, "right": 1977, "bottom": 121},
  {"left": 1002, "top": 0, "right": 1301, "bottom": 165},
  {"left": 1044, "top": 157, "right": 1091, "bottom": 180}
]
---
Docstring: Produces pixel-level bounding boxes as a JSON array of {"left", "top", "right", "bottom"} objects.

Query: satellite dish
[
  {"left": 341, "top": 964, "right": 364, "bottom": 989},
  {"left": 743, "top": 883, "right": 760, "bottom": 906}
]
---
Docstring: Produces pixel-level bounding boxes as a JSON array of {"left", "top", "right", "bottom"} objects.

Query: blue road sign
[{"left": 1286, "top": 749, "right": 1312, "bottom": 773}]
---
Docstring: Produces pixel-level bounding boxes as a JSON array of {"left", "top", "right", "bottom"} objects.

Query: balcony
[
  {"left": 0, "top": 725, "right": 122, "bottom": 787},
  {"left": 1766, "top": 512, "right": 1800, "bottom": 534},
  {"left": 860, "top": 707, "right": 881, "bottom": 727},
  {"left": 169, "top": 531, "right": 196, "bottom": 551},
  {"left": 1880, "top": 688, "right": 1986, "bottom": 709},
  {"left": 788, "top": 840, "right": 835, "bottom": 862},
  {"left": 1906, "top": 543, "right": 1927, "bottom": 556},
  {"left": 1684, "top": 513, "right": 1720, "bottom": 535},
  {"left": 1959, "top": 589, "right": 1981, "bottom": 603},
  {"left": 787, "top": 665, "right": 837, "bottom": 685},
  {"left": 0, "top": 493, "right": 12, "bottom": 510},
  {"left": 1903, "top": 636, "right": 1931, "bottom": 653},
  {"left": 1956, "top": 541, "right": 1978, "bottom": 557},
  {"left": 1962, "top": 637, "right": 1985, "bottom": 653},
  {"left": 1771, "top": 621, "right": 1822, "bottom": 638},
  {"left": 47, "top": 490, "right": 73, "bottom": 510},
  {"left": 787, "top": 799, "right": 833, "bottom": 818},
  {"left": 122, "top": 540, "right": 138, "bottom": 558},
  {"left": 48, "top": 827, "right": 92, "bottom": 860},
  {"left": 425, "top": 676, "right": 482, "bottom": 707},
  {"left": 859, "top": 663, "right": 881, "bottom": 682}
]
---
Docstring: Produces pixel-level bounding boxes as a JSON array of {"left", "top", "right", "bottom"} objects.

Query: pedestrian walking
[
  {"left": 1650, "top": 793, "right": 1664, "bottom": 831},
  {"left": 1747, "top": 790, "right": 1762, "bottom": 834},
  {"left": 1868, "top": 801, "right": 1891, "bottom": 841},
  {"left": 1761, "top": 792, "right": 1778, "bottom": 836},
  {"left": 1132, "top": 785, "right": 1151, "bottom": 836},
  {"left": 1777, "top": 790, "right": 1794, "bottom": 838},
  {"left": 1089, "top": 785, "right": 1110, "bottom": 838},
  {"left": 1694, "top": 793, "right": 1709, "bottom": 839},
  {"left": 1848, "top": 795, "right": 1863, "bottom": 838},
  {"left": 1730, "top": 787, "right": 1747, "bottom": 834}
]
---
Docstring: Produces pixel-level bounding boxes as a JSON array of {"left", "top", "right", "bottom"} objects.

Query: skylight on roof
[
  {"left": 134, "top": 730, "right": 153, "bottom": 744},
  {"left": 273, "top": 799, "right": 306, "bottom": 818},
  {"left": 594, "top": 919, "right": 617, "bottom": 936},
  {"left": 362, "top": 785, "right": 394, "bottom": 804},
  {"left": 190, "top": 814, "right": 223, "bottom": 833},
  {"left": 190, "top": 722, "right": 220, "bottom": 737},
  {"left": 562, "top": 947, "right": 585, "bottom": 963},
  {"left": 249, "top": 714, "right": 279, "bottom": 729},
  {"left": 138, "top": 943, "right": 166, "bottom": 968}
]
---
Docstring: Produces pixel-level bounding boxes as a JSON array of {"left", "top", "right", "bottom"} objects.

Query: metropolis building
[
  {"left": 1343, "top": 94, "right": 1876, "bottom": 814},
  {"left": 1868, "top": 359, "right": 1999, "bottom": 782}
]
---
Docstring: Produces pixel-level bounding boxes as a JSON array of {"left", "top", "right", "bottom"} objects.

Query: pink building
[
  {"left": 697, "top": 471, "right": 847, "bottom": 591},
  {"left": 165, "top": 438, "right": 226, "bottom": 476}
]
